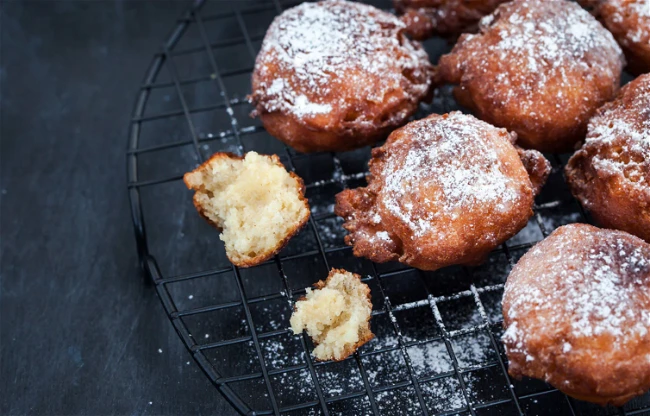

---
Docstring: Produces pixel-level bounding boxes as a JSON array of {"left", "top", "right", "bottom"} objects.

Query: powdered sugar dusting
[
  {"left": 292, "top": 93, "right": 332, "bottom": 117},
  {"left": 586, "top": 77, "right": 650, "bottom": 185},
  {"left": 590, "top": 119, "right": 650, "bottom": 184},
  {"left": 379, "top": 112, "right": 523, "bottom": 238},
  {"left": 375, "top": 388, "right": 421, "bottom": 414},
  {"left": 238, "top": 304, "right": 493, "bottom": 413},
  {"left": 407, "top": 341, "right": 453, "bottom": 376},
  {"left": 375, "top": 231, "right": 391, "bottom": 242},
  {"left": 609, "top": 0, "right": 650, "bottom": 44},
  {"left": 503, "top": 225, "right": 650, "bottom": 360},
  {"left": 420, "top": 377, "right": 468, "bottom": 412},
  {"left": 252, "top": 0, "right": 431, "bottom": 119},
  {"left": 466, "top": 0, "right": 622, "bottom": 114},
  {"left": 629, "top": 0, "right": 650, "bottom": 17}
]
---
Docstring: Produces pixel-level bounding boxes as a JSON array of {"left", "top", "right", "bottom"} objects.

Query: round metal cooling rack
[{"left": 126, "top": 0, "right": 650, "bottom": 415}]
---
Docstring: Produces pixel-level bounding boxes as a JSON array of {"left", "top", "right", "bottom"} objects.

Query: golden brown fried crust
[
  {"left": 436, "top": 0, "right": 624, "bottom": 153},
  {"left": 183, "top": 152, "right": 310, "bottom": 268},
  {"left": 297, "top": 269, "right": 374, "bottom": 362},
  {"left": 250, "top": 0, "right": 435, "bottom": 153},
  {"left": 502, "top": 224, "right": 650, "bottom": 406},
  {"left": 394, "top": 0, "right": 509, "bottom": 39},
  {"left": 566, "top": 74, "right": 650, "bottom": 243},
  {"left": 258, "top": 106, "right": 413, "bottom": 154},
  {"left": 335, "top": 112, "right": 548, "bottom": 271},
  {"left": 516, "top": 147, "right": 552, "bottom": 196},
  {"left": 581, "top": 0, "right": 650, "bottom": 75},
  {"left": 335, "top": 187, "right": 403, "bottom": 265}
]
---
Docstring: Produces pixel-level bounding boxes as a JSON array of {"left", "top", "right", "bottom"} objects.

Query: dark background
[
  {"left": 1, "top": 1, "right": 237, "bottom": 414},
  {"left": 4, "top": 1, "right": 650, "bottom": 416}
]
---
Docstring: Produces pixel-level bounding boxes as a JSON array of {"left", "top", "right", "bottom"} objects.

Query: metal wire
[{"left": 127, "top": 0, "right": 650, "bottom": 415}]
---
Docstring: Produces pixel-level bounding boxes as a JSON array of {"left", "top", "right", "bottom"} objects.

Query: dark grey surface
[
  {"left": 4, "top": 1, "right": 650, "bottom": 415},
  {"left": 0, "top": 1, "right": 237, "bottom": 414}
]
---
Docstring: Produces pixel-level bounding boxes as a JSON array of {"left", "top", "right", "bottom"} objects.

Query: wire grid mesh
[{"left": 126, "top": 0, "right": 650, "bottom": 415}]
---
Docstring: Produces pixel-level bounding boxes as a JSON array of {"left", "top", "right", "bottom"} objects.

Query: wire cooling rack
[{"left": 126, "top": 0, "right": 650, "bottom": 415}]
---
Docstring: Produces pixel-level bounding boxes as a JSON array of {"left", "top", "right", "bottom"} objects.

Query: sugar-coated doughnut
[
  {"left": 502, "top": 224, "right": 650, "bottom": 406},
  {"left": 566, "top": 73, "right": 650, "bottom": 243},
  {"left": 335, "top": 112, "right": 549, "bottom": 271},
  {"left": 250, "top": 0, "right": 434, "bottom": 153},
  {"left": 580, "top": 0, "right": 650, "bottom": 75},
  {"left": 436, "top": 0, "right": 624, "bottom": 153}
]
